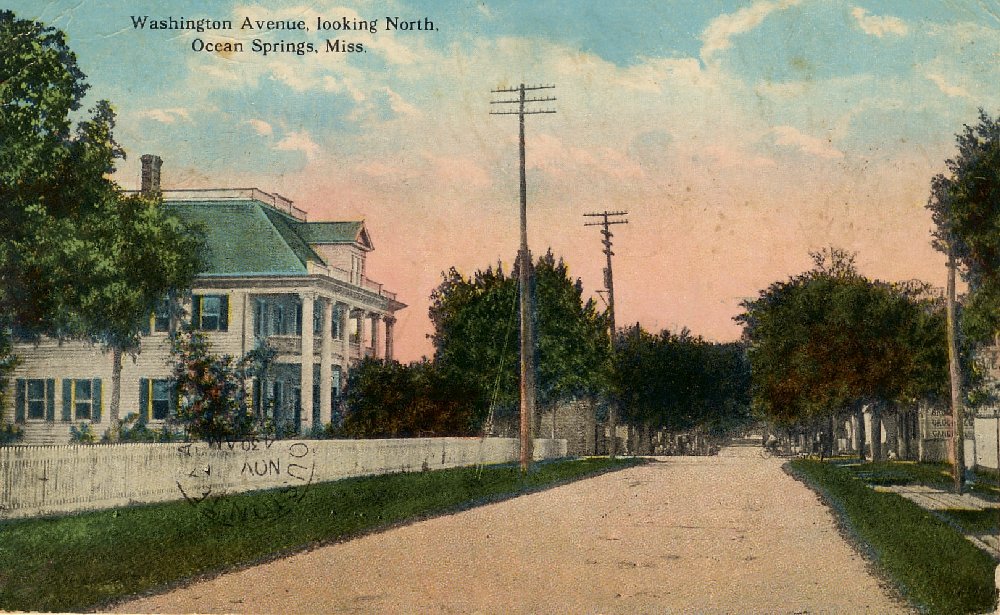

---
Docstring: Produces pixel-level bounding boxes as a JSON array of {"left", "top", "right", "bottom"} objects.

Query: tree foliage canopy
[
  {"left": 0, "top": 11, "right": 204, "bottom": 424},
  {"left": 1, "top": 11, "right": 203, "bottom": 342},
  {"left": 737, "top": 249, "right": 949, "bottom": 427},
  {"left": 613, "top": 326, "right": 751, "bottom": 435},
  {"left": 927, "top": 109, "right": 1000, "bottom": 343},
  {"left": 428, "top": 250, "right": 609, "bottom": 412}
]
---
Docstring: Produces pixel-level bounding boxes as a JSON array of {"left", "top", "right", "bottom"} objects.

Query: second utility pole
[
  {"left": 585, "top": 210, "right": 628, "bottom": 458},
  {"left": 491, "top": 83, "right": 556, "bottom": 472}
]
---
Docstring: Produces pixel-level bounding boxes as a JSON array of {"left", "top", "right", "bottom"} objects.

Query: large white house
[{"left": 5, "top": 155, "right": 405, "bottom": 444}]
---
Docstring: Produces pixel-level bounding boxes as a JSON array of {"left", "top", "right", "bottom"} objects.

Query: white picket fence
[{"left": 0, "top": 437, "right": 567, "bottom": 520}]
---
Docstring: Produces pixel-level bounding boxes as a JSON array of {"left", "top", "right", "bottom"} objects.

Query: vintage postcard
[{"left": 2, "top": 1, "right": 1000, "bottom": 613}]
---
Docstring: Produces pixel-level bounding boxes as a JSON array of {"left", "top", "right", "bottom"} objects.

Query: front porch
[{"left": 248, "top": 291, "right": 399, "bottom": 434}]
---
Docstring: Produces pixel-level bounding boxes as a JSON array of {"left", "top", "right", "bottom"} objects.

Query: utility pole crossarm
[
  {"left": 490, "top": 110, "right": 557, "bottom": 115},
  {"left": 491, "top": 97, "right": 557, "bottom": 104}
]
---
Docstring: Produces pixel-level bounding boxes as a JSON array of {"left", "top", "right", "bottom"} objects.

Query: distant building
[{"left": 5, "top": 155, "right": 405, "bottom": 444}]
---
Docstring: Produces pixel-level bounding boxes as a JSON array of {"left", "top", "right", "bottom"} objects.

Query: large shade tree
[
  {"left": 926, "top": 109, "right": 1000, "bottom": 489},
  {"left": 428, "top": 250, "right": 609, "bottom": 427},
  {"left": 737, "top": 249, "right": 949, "bottom": 460},
  {"left": 928, "top": 109, "right": 1000, "bottom": 344},
  {"left": 613, "top": 325, "right": 751, "bottom": 439},
  {"left": 1, "top": 11, "right": 203, "bottom": 427}
]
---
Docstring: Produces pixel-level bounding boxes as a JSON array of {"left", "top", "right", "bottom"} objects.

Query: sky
[{"left": 8, "top": 0, "right": 1000, "bottom": 361}]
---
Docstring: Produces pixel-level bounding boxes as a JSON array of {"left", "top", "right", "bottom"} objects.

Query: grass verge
[
  {"left": 790, "top": 459, "right": 996, "bottom": 615},
  {"left": 0, "top": 456, "right": 641, "bottom": 612}
]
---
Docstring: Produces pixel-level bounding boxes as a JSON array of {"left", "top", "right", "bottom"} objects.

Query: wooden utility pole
[
  {"left": 946, "top": 243, "right": 965, "bottom": 493},
  {"left": 491, "top": 83, "right": 556, "bottom": 472},
  {"left": 584, "top": 211, "right": 628, "bottom": 457}
]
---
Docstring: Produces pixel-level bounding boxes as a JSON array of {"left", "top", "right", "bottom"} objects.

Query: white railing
[{"left": 139, "top": 188, "right": 308, "bottom": 221}]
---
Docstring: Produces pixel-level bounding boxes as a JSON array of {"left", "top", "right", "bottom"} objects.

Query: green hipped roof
[{"left": 164, "top": 199, "right": 367, "bottom": 276}]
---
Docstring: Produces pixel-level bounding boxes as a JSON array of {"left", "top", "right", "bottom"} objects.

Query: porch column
[
  {"left": 319, "top": 298, "right": 333, "bottom": 426},
  {"left": 300, "top": 292, "right": 314, "bottom": 434},
  {"left": 339, "top": 302, "right": 351, "bottom": 377},
  {"left": 370, "top": 314, "right": 381, "bottom": 359},
  {"left": 355, "top": 308, "right": 367, "bottom": 355},
  {"left": 384, "top": 315, "right": 396, "bottom": 361}
]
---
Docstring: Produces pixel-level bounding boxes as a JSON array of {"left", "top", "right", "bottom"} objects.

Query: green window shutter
[
  {"left": 14, "top": 379, "right": 26, "bottom": 423},
  {"left": 45, "top": 379, "right": 55, "bottom": 421},
  {"left": 191, "top": 296, "right": 202, "bottom": 329},
  {"left": 139, "top": 378, "right": 150, "bottom": 422},
  {"left": 168, "top": 380, "right": 178, "bottom": 417},
  {"left": 219, "top": 295, "right": 229, "bottom": 332},
  {"left": 140, "top": 311, "right": 152, "bottom": 336},
  {"left": 62, "top": 379, "right": 72, "bottom": 422},
  {"left": 93, "top": 379, "right": 102, "bottom": 423}
]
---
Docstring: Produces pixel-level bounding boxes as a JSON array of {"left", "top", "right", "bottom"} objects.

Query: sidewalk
[{"left": 875, "top": 484, "right": 1000, "bottom": 558}]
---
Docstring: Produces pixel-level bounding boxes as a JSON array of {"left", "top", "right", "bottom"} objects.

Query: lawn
[
  {"left": 0, "top": 456, "right": 641, "bottom": 612},
  {"left": 790, "top": 459, "right": 997, "bottom": 615}
]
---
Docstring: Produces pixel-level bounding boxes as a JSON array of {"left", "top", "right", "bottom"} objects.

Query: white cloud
[
  {"left": 138, "top": 108, "right": 192, "bottom": 124},
  {"left": 701, "top": 0, "right": 802, "bottom": 62},
  {"left": 384, "top": 87, "right": 422, "bottom": 117},
  {"left": 772, "top": 125, "right": 844, "bottom": 159},
  {"left": 246, "top": 119, "right": 273, "bottom": 136},
  {"left": 851, "top": 7, "right": 908, "bottom": 38},
  {"left": 275, "top": 130, "right": 322, "bottom": 161},
  {"left": 925, "top": 72, "right": 972, "bottom": 99}
]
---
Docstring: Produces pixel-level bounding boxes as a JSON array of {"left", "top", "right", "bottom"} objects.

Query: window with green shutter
[
  {"left": 140, "top": 378, "right": 176, "bottom": 421},
  {"left": 193, "top": 294, "right": 229, "bottom": 332},
  {"left": 26, "top": 379, "right": 47, "bottom": 420},
  {"left": 152, "top": 380, "right": 171, "bottom": 420},
  {"left": 61, "top": 378, "right": 103, "bottom": 421},
  {"left": 74, "top": 380, "right": 93, "bottom": 419}
]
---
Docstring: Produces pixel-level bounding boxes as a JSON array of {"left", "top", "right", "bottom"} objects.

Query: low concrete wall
[{"left": 0, "top": 437, "right": 567, "bottom": 520}]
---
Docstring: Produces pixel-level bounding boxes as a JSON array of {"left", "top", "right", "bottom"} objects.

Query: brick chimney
[{"left": 140, "top": 154, "right": 163, "bottom": 193}]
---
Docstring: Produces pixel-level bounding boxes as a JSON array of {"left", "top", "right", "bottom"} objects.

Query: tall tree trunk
[
  {"left": 947, "top": 245, "right": 965, "bottom": 493},
  {"left": 856, "top": 405, "right": 867, "bottom": 462}
]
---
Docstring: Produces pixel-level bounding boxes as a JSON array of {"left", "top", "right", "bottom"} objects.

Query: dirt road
[{"left": 116, "top": 447, "right": 910, "bottom": 613}]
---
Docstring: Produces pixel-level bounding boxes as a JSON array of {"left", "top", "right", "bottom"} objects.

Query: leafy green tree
[
  {"left": 925, "top": 109, "right": 1000, "bottom": 488},
  {"left": 76, "top": 188, "right": 203, "bottom": 424},
  {"left": 1, "top": 10, "right": 103, "bottom": 332},
  {"left": 0, "top": 11, "right": 203, "bottom": 428},
  {"left": 737, "top": 249, "right": 949, "bottom": 460},
  {"left": 613, "top": 326, "right": 751, "bottom": 437},
  {"left": 927, "top": 109, "right": 1000, "bottom": 343},
  {"left": 341, "top": 358, "right": 487, "bottom": 438},
  {"left": 429, "top": 250, "right": 609, "bottom": 420}
]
